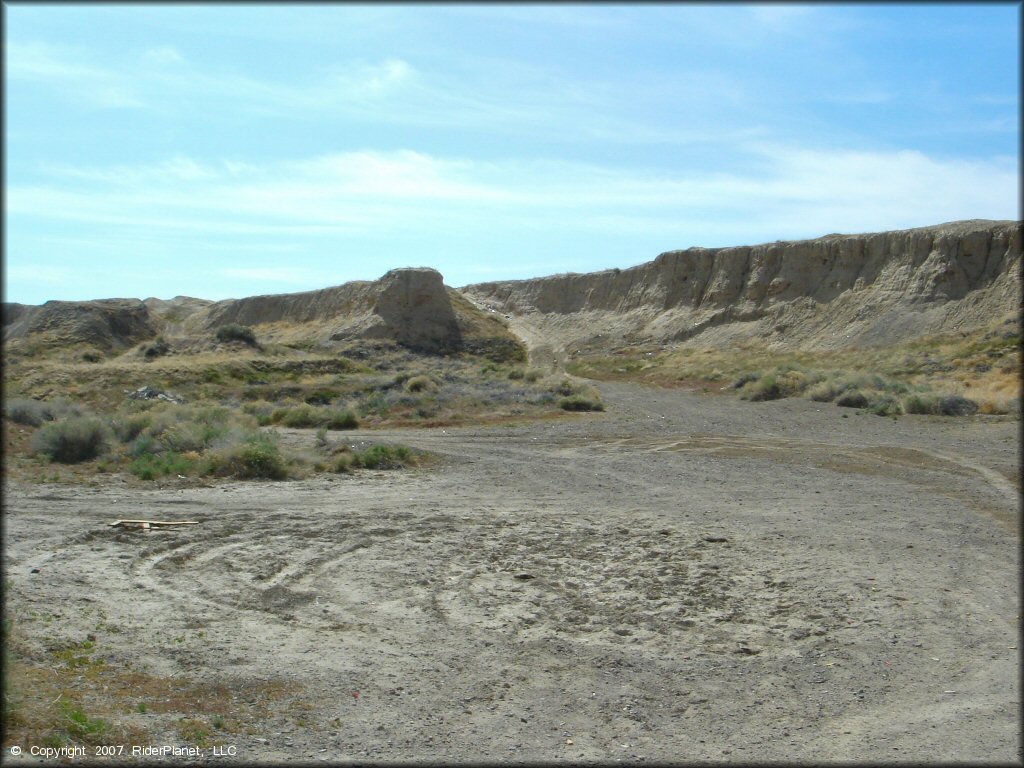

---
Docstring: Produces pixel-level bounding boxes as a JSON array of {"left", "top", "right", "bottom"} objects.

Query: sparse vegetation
[
  {"left": 3, "top": 623, "right": 294, "bottom": 750},
  {"left": 568, "top": 321, "right": 1019, "bottom": 418},
  {"left": 215, "top": 324, "right": 258, "bottom": 346}
]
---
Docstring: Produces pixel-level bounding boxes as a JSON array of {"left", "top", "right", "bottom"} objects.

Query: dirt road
[{"left": 3, "top": 381, "right": 1020, "bottom": 763}]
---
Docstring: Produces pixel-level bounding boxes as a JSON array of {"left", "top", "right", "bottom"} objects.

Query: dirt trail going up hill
[{"left": 3, "top": 379, "right": 1019, "bottom": 764}]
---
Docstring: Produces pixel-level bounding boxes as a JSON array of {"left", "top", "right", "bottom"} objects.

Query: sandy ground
[{"left": 3, "top": 380, "right": 1020, "bottom": 764}]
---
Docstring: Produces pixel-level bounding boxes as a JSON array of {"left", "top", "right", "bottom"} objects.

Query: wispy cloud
[
  {"left": 6, "top": 40, "right": 144, "bottom": 108},
  {"left": 10, "top": 146, "right": 1018, "bottom": 248}
]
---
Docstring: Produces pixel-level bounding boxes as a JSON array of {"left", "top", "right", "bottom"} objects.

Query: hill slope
[{"left": 462, "top": 219, "right": 1021, "bottom": 354}]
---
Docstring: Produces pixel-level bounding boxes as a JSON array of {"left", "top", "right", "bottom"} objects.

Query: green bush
[
  {"left": 559, "top": 395, "right": 605, "bottom": 412},
  {"left": 31, "top": 417, "right": 110, "bottom": 463},
  {"left": 203, "top": 434, "right": 288, "bottom": 479},
  {"left": 355, "top": 444, "right": 413, "bottom": 470},
  {"left": 507, "top": 368, "right": 525, "bottom": 380},
  {"left": 128, "top": 433, "right": 163, "bottom": 458},
  {"left": 129, "top": 451, "right": 194, "bottom": 480},
  {"left": 215, "top": 324, "right": 257, "bottom": 346},
  {"left": 524, "top": 369, "right": 542, "bottom": 383},
  {"left": 324, "top": 409, "right": 359, "bottom": 430}
]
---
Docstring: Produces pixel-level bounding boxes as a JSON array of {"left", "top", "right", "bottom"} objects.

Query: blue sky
[{"left": 4, "top": 3, "right": 1020, "bottom": 305}]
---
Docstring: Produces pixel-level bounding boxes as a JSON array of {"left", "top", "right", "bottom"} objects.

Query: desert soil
[{"left": 3, "top": 380, "right": 1020, "bottom": 763}]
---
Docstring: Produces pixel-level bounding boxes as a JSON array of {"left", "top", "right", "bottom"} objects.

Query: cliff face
[
  {"left": 463, "top": 220, "right": 1022, "bottom": 351},
  {"left": 199, "top": 268, "right": 467, "bottom": 353},
  {"left": 3, "top": 268, "right": 521, "bottom": 358},
  {"left": 2, "top": 298, "right": 158, "bottom": 353}
]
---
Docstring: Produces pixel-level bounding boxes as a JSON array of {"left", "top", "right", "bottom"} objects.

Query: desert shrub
[
  {"left": 524, "top": 369, "right": 542, "bottom": 383},
  {"left": 835, "top": 390, "right": 869, "bottom": 409},
  {"left": 143, "top": 337, "right": 170, "bottom": 360},
  {"left": 31, "top": 417, "right": 109, "bottom": 463},
  {"left": 807, "top": 380, "right": 839, "bottom": 402},
  {"left": 4, "top": 398, "right": 54, "bottom": 426},
  {"left": 903, "top": 393, "right": 939, "bottom": 414},
  {"left": 740, "top": 375, "right": 783, "bottom": 401},
  {"left": 128, "top": 433, "right": 163, "bottom": 458},
  {"left": 215, "top": 324, "right": 257, "bottom": 346},
  {"left": 324, "top": 409, "right": 359, "bottom": 430},
  {"left": 242, "top": 401, "right": 275, "bottom": 426},
  {"left": 203, "top": 433, "right": 288, "bottom": 479},
  {"left": 129, "top": 451, "right": 193, "bottom": 480},
  {"left": 406, "top": 375, "right": 436, "bottom": 393},
  {"left": 275, "top": 404, "right": 320, "bottom": 428},
  {"left": 559, "top": 395, "right": 606, "bottom": 412},
  {"left": 868, "top": 394, "right": 903, "bottom": 417},
  {"left": 550, "top": 378, "right": 581, "bottom": 397},
  {"left": 111, "top": 412, "right": 153, "bottom": 442},
  {"left": 159, "top": 422, "right": 208, "bottom": 453},
  {"left": 507, "top": 368, "right": 525, "bottom": 380},
  {"left": 936, "top": 394, "right": 979, "bottom": 416},
  {"left": 355, "top": 444, "right": 413, "bottom": 470},
  {"left": 304, "top": 389, "right": 339, "bottom": 405},
  {"left": 331, "top": 451, "right": 356, "bottom": 473},
  {"left": 732, "top": 372, "right": 760, "bottom": 389}
]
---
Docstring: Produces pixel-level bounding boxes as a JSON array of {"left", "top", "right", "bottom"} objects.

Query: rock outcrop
[
  {"left": 199, "top": 268, "right": 467, "bottom": 353},
  {"left": 463, "top": 220, "right": 1022, "bottom": 352},
  {"left": 3, "top": 298, "right": 158, "bottom": 353}
]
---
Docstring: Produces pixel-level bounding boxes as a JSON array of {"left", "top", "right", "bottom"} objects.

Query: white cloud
[{"left": 10, "top": 146, "right": 1019, "bottom": 248}]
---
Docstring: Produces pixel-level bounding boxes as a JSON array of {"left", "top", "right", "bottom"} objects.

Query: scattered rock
[{"left": 127, "top": 386, "right": 186, "bottom": 404}]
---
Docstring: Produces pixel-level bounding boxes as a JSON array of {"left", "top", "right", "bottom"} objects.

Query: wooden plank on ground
[{"left": 109, "top": 520, "right": 200, "bottom": 528}]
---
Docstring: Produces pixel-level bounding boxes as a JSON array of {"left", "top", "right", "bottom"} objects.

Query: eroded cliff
[{"left": 463, "top": 219, "right": 1021, "bottom": 352}]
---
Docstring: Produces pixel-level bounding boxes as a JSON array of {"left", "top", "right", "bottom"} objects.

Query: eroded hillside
[
  {"left": 462, "top": 219, "right": 1022, "bottom": 355},
  {"left": 3, "top": 268, "right": 522, "bottom": 363}
]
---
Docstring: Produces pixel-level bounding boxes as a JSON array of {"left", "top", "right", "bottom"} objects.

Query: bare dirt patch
[{"left": 3, "top": 381, "right": 1019, "bottom": 763}]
